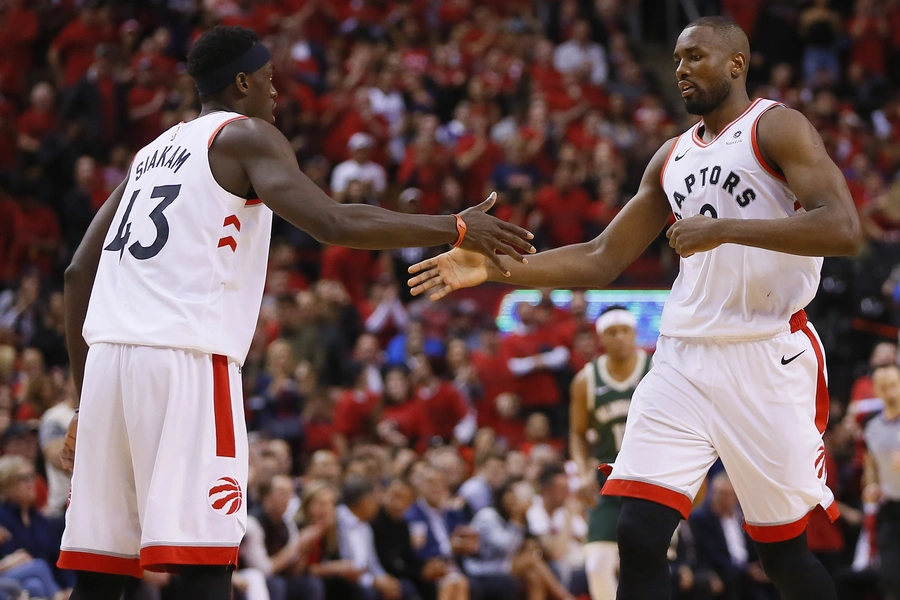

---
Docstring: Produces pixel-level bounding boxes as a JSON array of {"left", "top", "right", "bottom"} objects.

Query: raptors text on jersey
[{"left": 658, "top": 98, "right": 822, "bottom": 340}]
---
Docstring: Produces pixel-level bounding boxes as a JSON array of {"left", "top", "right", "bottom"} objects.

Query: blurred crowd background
[{"left": 0, "top": 0, "right": 900, "bottom": 598}]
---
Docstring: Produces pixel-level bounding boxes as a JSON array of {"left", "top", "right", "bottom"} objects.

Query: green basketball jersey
[{"left": 583, "top": 350, "right": 650, "bottom": 464}]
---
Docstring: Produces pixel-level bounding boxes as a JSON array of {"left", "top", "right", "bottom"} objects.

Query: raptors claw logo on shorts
[
  {"left": 815, "top": 446, "right": 827, "bottom": 480},
  {"left": 208, "top": 477, "right": 243, "bottom": 516}
]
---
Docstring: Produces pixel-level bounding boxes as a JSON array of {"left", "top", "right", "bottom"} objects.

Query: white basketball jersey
[
  {"left": 83, "top": 111, "right": 273, "bottom": 364},
  {"left": 659, "top": 98, "right": 822, "bottom": 340}
]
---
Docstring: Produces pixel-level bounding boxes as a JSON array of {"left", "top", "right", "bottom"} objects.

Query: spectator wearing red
[
  {"left": 411, "top": 354, "right": 472, "bottom": 446},
  {"left": 16, "top": 83, "right": 58, "bottom": 161},
  {"left": 848, "top": 0, "right": 890, "bottom": 77},
  {"left": 320, "top": 244, "right": 380, "bottom": 307},
  {"left": 535, "top": 162, "right": 592, "bottom": 248},
  {"left": 398, "top": 115, "right": 452, "bottom": 214},
  {"left": 0, "top": 195, "right": 24, "bottom": 283},
  {"left": 471, "top": 324, "right": 514, "bottom": 430},
  {"left": 47, "top": 5, "right": 115, "bottom": 89},
  {"left": 397, "top": 17, "right": 431, "bottom": 76},
  {"left": 379, "top": 366, "right": 424, "bottom": 447},
  {"left": 0, "top": 0, "right": 39, "bottom": 98},
  {"left": 501, "top": 302, "right": 569, "bottom": 434},
  {"left": 359, "top": 276, "right": 409, "bottom": 350},
  {"left": 0, "top": 99, "right": 17, "bottom": 170},
  {"left": 12, "top": 193, "right": 60, "bottom": 278},
  {"left": 454, "top": 112, "right": 504, "bottom": 204},
  {"left": 127, "top": 58, "right": 166, "bottom": 149},
  {"left": 321, "top": 87, "right": 389, "bottom": 167},
  {"left": 333, "top": 362, "right": 381, "bottom": 455},
  {"left": 129, "top": 28, "right": 180, "bottom": 85}
]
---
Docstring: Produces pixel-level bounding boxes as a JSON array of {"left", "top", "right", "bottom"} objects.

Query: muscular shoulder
[
  {"left": 755, "top": 106, "right": 819, "bottom": 167},
  {"left": 211, "top": 116, "right": 291, "bottom": 159}
]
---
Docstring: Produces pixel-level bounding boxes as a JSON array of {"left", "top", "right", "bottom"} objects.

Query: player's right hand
[
  {"left": 457, "top": 192, "right": 535, "bottom": 276},
  {"left": 61, "top": 413, "right": 78, "bottom": 473},
  {"left": 408, "top": 248, "right": 494, "bottom": 301}
]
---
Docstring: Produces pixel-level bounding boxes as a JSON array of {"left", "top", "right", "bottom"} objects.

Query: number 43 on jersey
[{"left": 105, "top": 185, "right": 180, "bottom": 261}]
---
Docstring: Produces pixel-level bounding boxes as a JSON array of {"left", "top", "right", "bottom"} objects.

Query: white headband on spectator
[{"left": 595, "top": 309, "right": 637, "bottom": 333}]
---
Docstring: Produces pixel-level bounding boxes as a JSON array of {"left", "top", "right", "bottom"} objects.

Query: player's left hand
[
  {"left": 666, "top": 215, "right": 726, "bottom": 258},
  {"left": 61, "top": 413, "right": 78, "bottom": 473}
]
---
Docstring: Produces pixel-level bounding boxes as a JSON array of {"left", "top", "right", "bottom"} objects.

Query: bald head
[
  {"left": 673, "top": 16, "right": 750, "bottom": 116},
  {"left": 684, "top": 16, "right": 750, "bottom": 65}
]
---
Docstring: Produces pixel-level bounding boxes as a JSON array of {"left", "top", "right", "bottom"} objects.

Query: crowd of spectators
[{"left": 0, "top": 0, "right": 899, "bottom": 598}]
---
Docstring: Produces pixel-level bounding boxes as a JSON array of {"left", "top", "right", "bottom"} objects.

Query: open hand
[
  {"left": 457, "top": 192, "right": 535, "bottom": 276},
  {"left": 408, "top": 248, "right": 493, "bottom": 301},
  {"left": 665, "top": 215, "right": 725, "bottom": 258}
]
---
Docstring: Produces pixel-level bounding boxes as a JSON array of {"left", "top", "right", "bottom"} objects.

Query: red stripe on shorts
[
  {"left": 790, "top": 310, "right": 829, "bottom": 434},
  {"left": 744, "top": 501, "right": 839, "bottom": 543},
  {"left": 58, "top": 550, "right": 143, "bottom": 578},
  {"left": 212, "top": 354, "right": 236, "bottom": 458},
  {"left": 141, "top": 545, "right": 239, "bottom": 572},
  {"left": 601, "top": 478, "right": 693, "bottom": 519}
]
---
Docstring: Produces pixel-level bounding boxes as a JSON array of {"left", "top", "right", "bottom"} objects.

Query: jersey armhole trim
[
  {"left": 659, "top": 137, "right": 679, "bottom": 189},
  {"left": 207, "top": 115, "right": 248, "bottom": 149},
  {"left": 751, "top": 104, "right": 788, "bottom": 183}
]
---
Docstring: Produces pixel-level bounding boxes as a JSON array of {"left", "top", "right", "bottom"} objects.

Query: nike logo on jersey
[
  {"left": 781, "top": 350, "right": 806, "bottom": 365},
  {"left": 673, "top": 149, "right": 690, "bottom": 161}
]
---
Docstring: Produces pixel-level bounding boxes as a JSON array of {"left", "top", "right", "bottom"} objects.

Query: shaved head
[
  {"left": 685, "top": 16, "right": 750, "bottom": 66},
  {"left": 673, "top": 16, "right": 750, "bottom": 116}
]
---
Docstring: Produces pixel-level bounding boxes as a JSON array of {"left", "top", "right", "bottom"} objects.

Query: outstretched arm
[
  {"left": 408, "top": 140, "right": 674, "bottom": 298},
  {"left": 220, "top": 118, "right": 534, "bottom": 275},
  {"left": 666, "top": 107, "right": 862, "bottom": 258}
]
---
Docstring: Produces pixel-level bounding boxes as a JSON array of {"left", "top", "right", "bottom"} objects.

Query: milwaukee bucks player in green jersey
[{"left": 570, "top": 306, "right": 649, "bottom": 600}]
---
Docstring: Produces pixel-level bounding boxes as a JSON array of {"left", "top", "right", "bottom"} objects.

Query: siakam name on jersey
[
  {"left": 134, "top": 146, "right": 191, "bottom": 182},
  {"left": 670, "top": 166, "right": 757, "bottom": 220}
]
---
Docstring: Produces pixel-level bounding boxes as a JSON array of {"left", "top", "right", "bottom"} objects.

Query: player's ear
[
  {"left": 730, "top": 52, "right": 747, "bottom": 79},
  {"left": 235, "top": 72, "right": 251, "bottom": 95}
]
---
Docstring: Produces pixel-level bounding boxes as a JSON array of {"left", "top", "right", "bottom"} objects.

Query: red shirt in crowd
[
  {"left": 333, "top": 389, "right": 380, "bottom": 443},
  {"left": 50, "top": 17, "right": 115, "bottom": 88},
  {"left": 471, "top": 349, "right": 515, "bottom": 429},
  {"left": 501, "top": 325, "right": 567, "bottom": 408},
  {"left": 397, "top": 143, "right": 451, "bottom": 214},
  {"left": 454, "top": 134, "right": 504, "bottom": 203},
  {"left": 127, "top": 84, "right": 164, "bottom": 149},
  {"left": 17, "top": 201, "right": 61, "bottom": 277},
  {"left": 382, "top": 400, "right": 425, "bottom": 441},
  {"left": 0, "top": 4, "right": 39, "bottom": 97},
  {"left": 320, "top": 246, "right": 379, "bottom": 305},
  {"left": 16, "top": 109, "right": 57, "bottom": 144},
  {"left": 415, "top": 381, "right": 467, "bottom": 441},
  {"left": 535, "top": 184, "right": 592, "bottom": 247}
]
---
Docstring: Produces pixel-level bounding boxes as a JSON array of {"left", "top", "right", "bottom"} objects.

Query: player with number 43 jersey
[
  {"left": 570, "top": 306, "right": 649, "bottom": 600},
  {"left": 57, "top": 25, "right": 534, "bottom": 597}
]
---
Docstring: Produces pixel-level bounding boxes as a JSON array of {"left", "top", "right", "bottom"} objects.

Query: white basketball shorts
[
  {"left": 58, "top": 343, "right": 248, "bottom": 576},
  {"left": 602, "top": 310, "right": 839, "bottom": 542}
]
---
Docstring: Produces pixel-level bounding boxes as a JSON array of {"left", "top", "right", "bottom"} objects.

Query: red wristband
[{"left": 452, "top": 214, "right": 467, "bottom": 248}]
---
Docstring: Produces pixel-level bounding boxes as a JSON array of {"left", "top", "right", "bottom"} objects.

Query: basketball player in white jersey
[
  {"left": 407, "top": 16, "right": 861, "bottom": 600},
  {"left": 57, "top": 26, "right": 535, "bottom": 600}
]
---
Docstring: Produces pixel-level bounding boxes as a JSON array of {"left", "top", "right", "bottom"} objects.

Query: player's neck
[
  {"left": 606, "top": 353, "right": 638, "bottom": 382},
  {"left": 200, "top": 100, "right": 243, "bottom": 118},
  {"left": 699, "top": 90, "right": 752, "bottom": 141}
]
